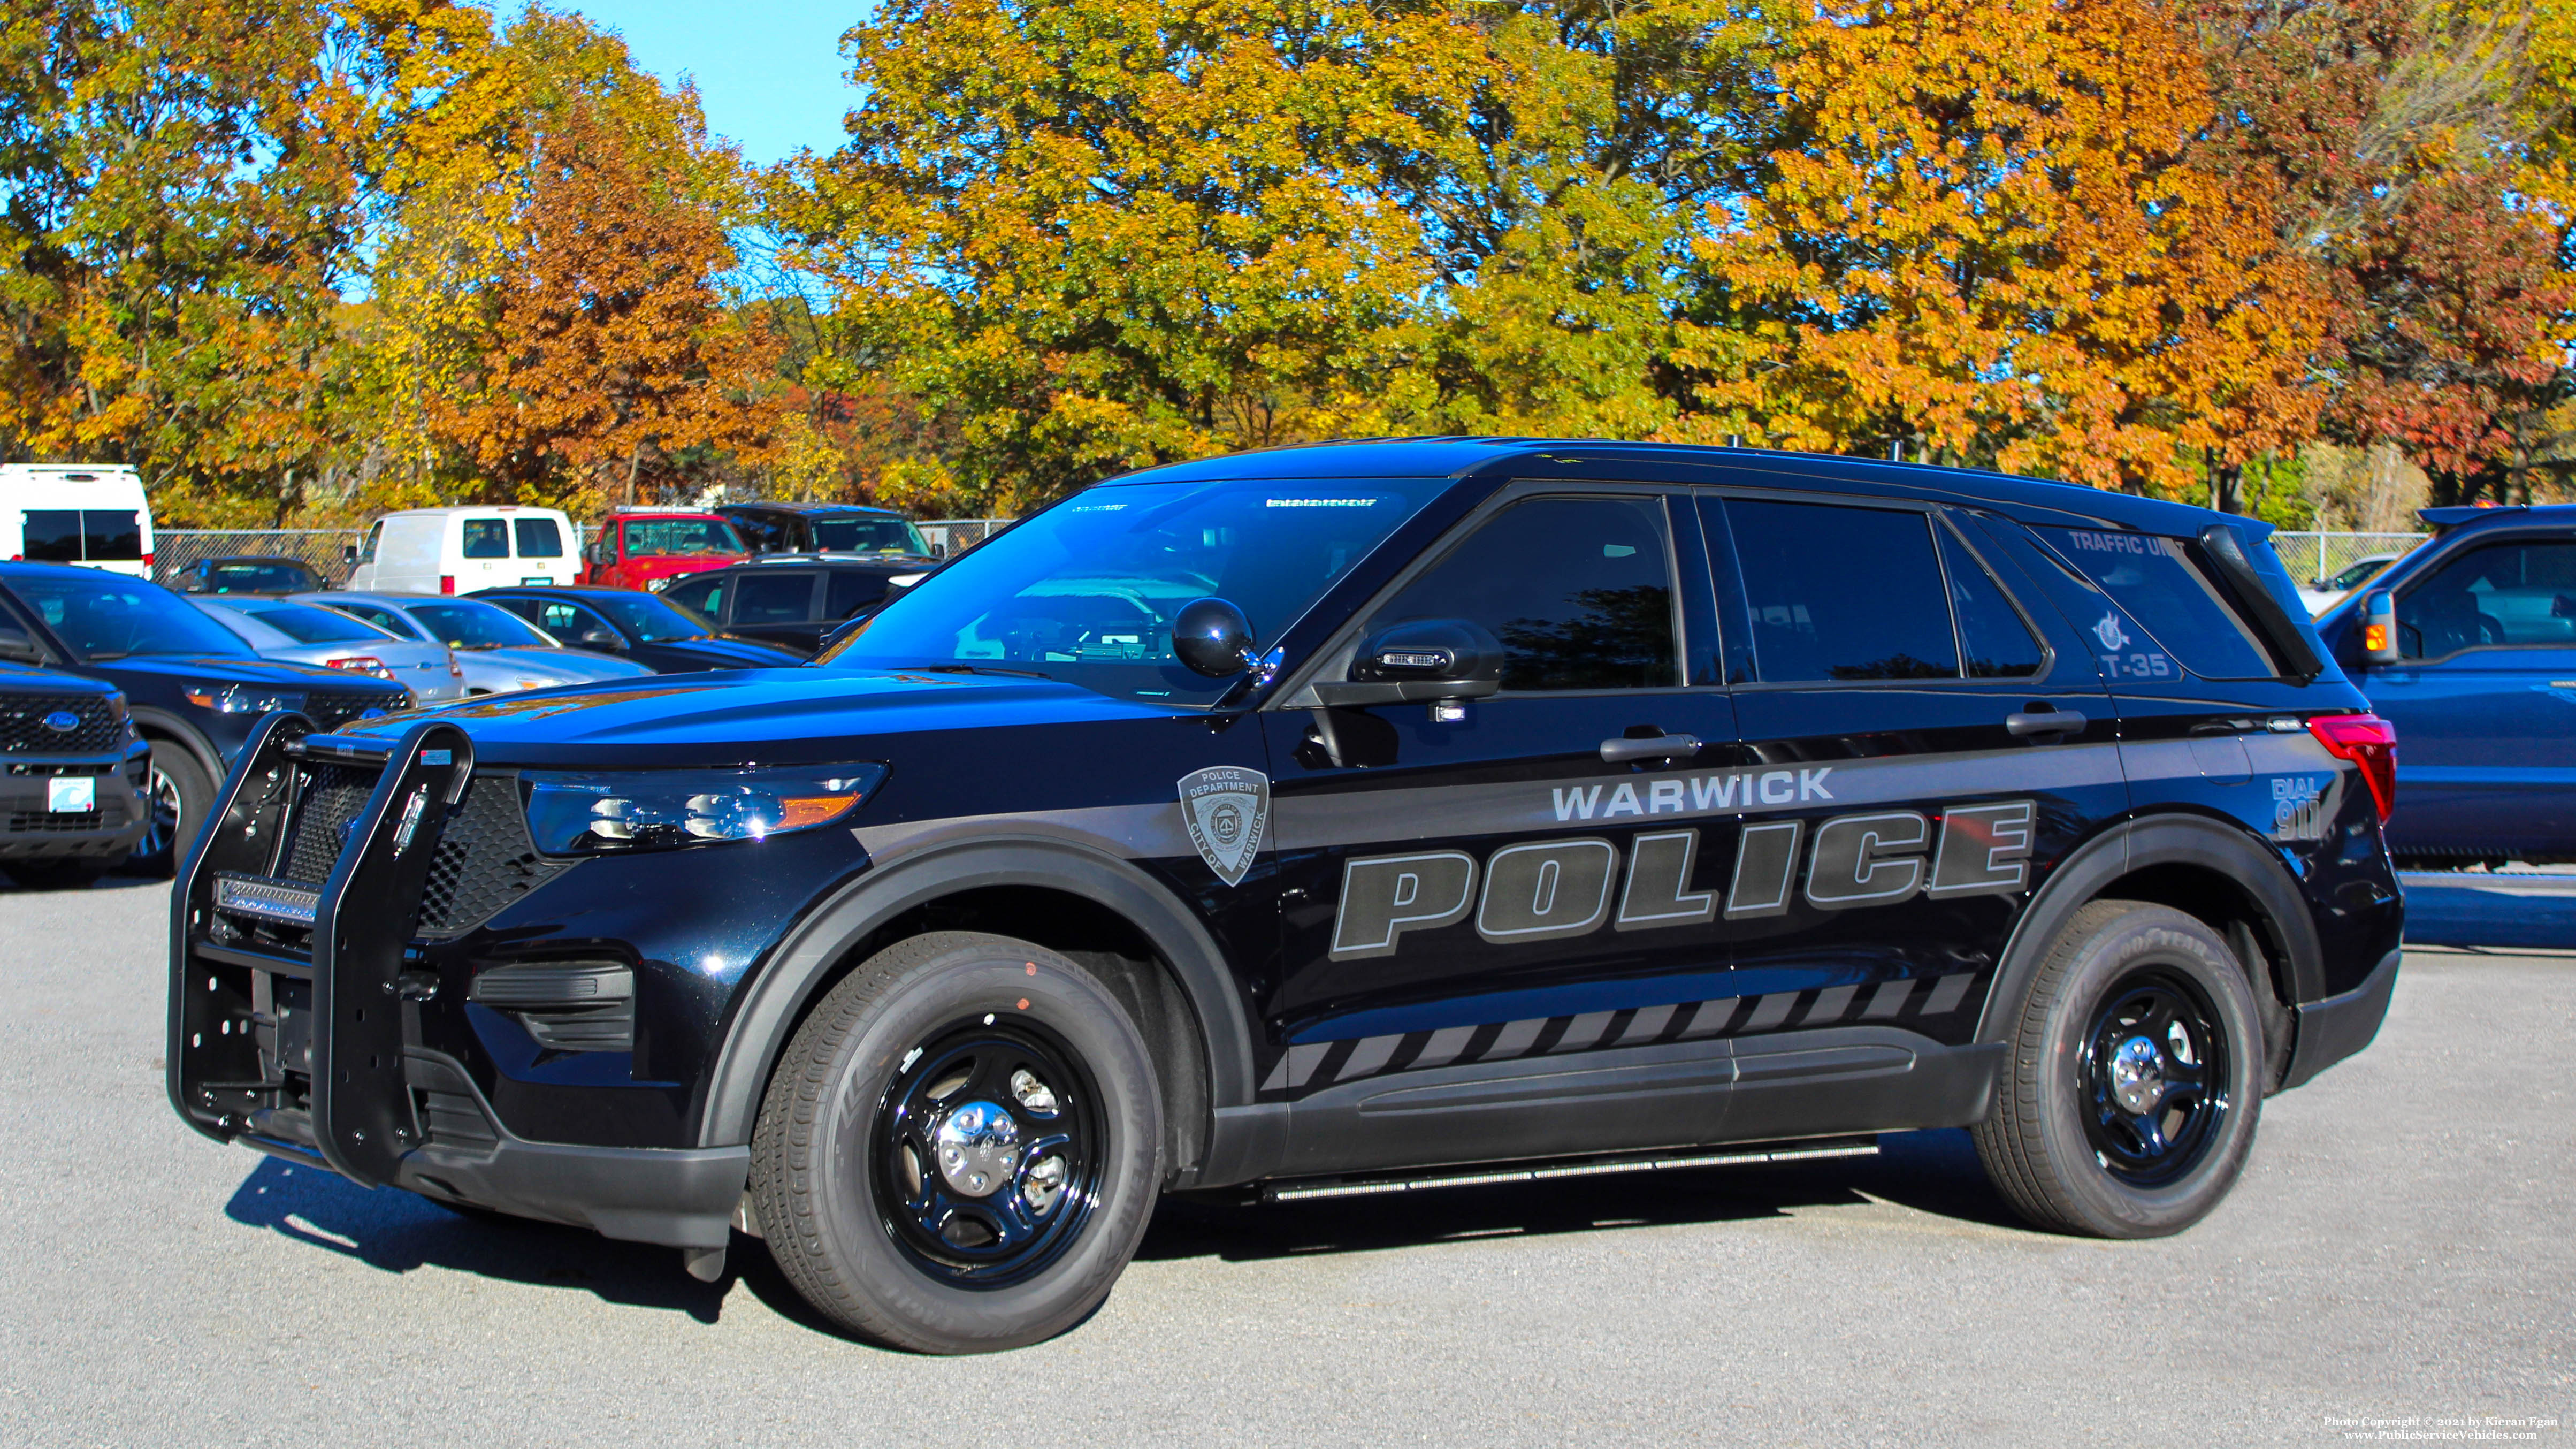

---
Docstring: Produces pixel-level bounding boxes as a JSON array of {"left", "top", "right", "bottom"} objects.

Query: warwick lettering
[
  {"left": 1551, "top": 767, "right": 1838, "bottom": 821},
  {"left": 1330, "top": 802, "right": 2037, "bottom": 960}
]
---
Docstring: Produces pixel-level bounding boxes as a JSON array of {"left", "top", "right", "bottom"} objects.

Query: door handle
[
  {"left": 1600, "top": 733, "right": 1702, "bottom": 763},
  {"left": 2006, "top": 708, "right": 2089, "bottom": 738}
]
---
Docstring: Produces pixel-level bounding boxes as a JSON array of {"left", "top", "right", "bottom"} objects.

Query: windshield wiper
[{"left": 913, "top": 664, "right": 1053, "bottom": 681}]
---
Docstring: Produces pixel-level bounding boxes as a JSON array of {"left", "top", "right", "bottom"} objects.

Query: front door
[
  {"left": 1708, "top": 492, "right": 2123, "bottom": 1122},
  {"left": 2365, "top": 532, "right": 2576, "bottom": 860},
  {"left": 1258, "top": 486, "right": 1739, "bottom": 1166}
]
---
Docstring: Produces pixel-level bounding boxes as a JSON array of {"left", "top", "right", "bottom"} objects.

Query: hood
[
  {"left": 350, "top": 667, "right": 1176, "bottom": 767},
  {"left": 83, "top": 653, "right": 412, "bottom": 694}
]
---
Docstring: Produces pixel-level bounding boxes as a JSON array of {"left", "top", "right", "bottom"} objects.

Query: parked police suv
[{"left": 168, "top": 440, "right": 2403, "bottom": 1354}]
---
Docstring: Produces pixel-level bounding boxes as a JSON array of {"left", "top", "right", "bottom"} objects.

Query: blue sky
[{"left": 562, "top": 2, "right": 866, "bottom": 165}]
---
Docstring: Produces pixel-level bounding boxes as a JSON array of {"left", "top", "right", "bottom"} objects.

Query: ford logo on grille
[{"left": 41, "top": 711, "right": 79, "bottom": 733}]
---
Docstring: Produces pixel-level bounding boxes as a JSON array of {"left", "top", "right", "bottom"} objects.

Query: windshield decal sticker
[{"left": 1179, "top": 765, "right": 1269, "bottom": 887}]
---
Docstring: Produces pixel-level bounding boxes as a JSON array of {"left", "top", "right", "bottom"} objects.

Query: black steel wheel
[
  {"left": 751, "top": 931, "right": 1162, "bottom": 1353},
  {"left": 124, "top": 742, "right": 211, "bottom": 878},
  {"left": 1974, "top": 899, "right": 2266, "bottom": 1238},
  {"left": 2077, "top": 970, "right": 2232, "bottom": 1189},
  {"left": 872, "top": 1018, "right": 1103, "bottom": 1288}
]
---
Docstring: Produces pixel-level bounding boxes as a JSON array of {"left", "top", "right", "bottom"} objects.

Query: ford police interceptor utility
[{"left": 167, "top": 439, "right": 2403, "bottom": 1354}]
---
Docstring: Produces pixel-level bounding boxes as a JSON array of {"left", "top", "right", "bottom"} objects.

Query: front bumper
[
  {"left": 166, "top": 714, "right": 746, "bottom": 1248},
  {"left": 1, "top": 741, "right": 151, "bottom": 860}
]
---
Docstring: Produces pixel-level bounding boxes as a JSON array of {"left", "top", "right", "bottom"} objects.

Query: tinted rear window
[
  {"left": 514, "top": 517, "right": 563, "bottom": 558},
  {"left": 1726, "top": 500, "right": 1958, "bottom": 682},
  {"left": 232, "top": 601, "right": 393, "bottom": 645},
  {"left": 2036, "top": 527, "right": 2276, "bottom": 680},
  {"left": 461, "top": 519, "right": 510, "bottom": 559}
]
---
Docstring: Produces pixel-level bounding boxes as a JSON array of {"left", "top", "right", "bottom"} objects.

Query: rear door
[
  {"left": 456, "top": 516, "right": 513, "bottom": 593},
  {"left": 2365, "top": 531, "right": 2576, "bottom": 859},
  {"left": 511, "top": 515, "right": 568, "bottom": 585},
  {"left": 1709, "top": 491, "right": 2122, "bottom": 1123},
  {"left": 1258, "top": 483, "right": 1740, "bottom": 1169}
]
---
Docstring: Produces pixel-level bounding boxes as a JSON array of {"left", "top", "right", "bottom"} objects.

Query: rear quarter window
[{"left": 2036, "top": 527, "right": 2276, "bottom": 680}]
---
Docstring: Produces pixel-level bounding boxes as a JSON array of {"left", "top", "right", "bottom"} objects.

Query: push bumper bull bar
[{"left": 165, "top": 712, "right": 745, "bottom": 1249}]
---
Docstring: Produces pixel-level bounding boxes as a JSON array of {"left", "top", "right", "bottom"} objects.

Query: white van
[
  {"left": 348, "top": 506, "right": 579, "bottom": 594},
  {"left": 0, "top": 463, "right": 155, "bottom": 579}
]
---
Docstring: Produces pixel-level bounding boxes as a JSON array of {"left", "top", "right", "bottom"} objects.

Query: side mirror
[
  {"left": 341, "top": 544, "right": 358, "bottom": 564},
  {"left": 1173, "top": 597, "right": 1258, "bottom": 677},
  {"left": 0, "top": 628, "right": 42, "bottom": 664},
  {"left": 2364, "top": 590, "right": 2400, "bottom": 664},
  {"left": 1313, "top": 619, "right": 1504, "bottom": 707},
  {"left": 579, "top": 627, "right": 624, "bottom": 650},
  {"left": 931, "top": 543, "right": 949, "bottom": 559}
]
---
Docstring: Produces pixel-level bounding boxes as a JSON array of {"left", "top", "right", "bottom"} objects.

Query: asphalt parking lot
[{"left": 2, "top": 877, "right": 2567, "bottom": 1447}]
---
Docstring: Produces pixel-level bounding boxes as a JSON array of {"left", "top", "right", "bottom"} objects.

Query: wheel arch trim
[
  {"left": 695, "top": 835, "right": 1257, "bottom": 1151},
  {"left": 127, "top": 707, "right": 224, "bottom": 782},
  {"left": 1973, "top": 812, "right": 2327, "bottom": 1045}
]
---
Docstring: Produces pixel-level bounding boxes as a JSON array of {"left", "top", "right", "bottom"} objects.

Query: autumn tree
[
  {"left": 430, "top": 99, "right": 782, "bottom": 508},
  {"left": 1673, "top": 0, "right": 2328, "bottom": 497}
]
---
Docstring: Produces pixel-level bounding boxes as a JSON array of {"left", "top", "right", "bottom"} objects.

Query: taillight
[
  {"left": 324, "top": 655, "right": 393, "bottom": 680},
  {"left": 440, "top": 575, "right": 456, "bottom": 594},
  {"left": 2309, "top": 712, "right": 2397, "bottom": 822}
]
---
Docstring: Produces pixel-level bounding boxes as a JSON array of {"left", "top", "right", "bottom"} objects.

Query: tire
[
  {"left": 124, "top": 742, "right": 214, "bottom": 879},
  {"left": 750, "top": 931, "right": 1163, "bottom": 1353},
  {"left": 1973, "top": 900, "right": 2264, "bottom": 1238},
  {"left": 3, "top": 859, "right": 110, "bottom": 890}
]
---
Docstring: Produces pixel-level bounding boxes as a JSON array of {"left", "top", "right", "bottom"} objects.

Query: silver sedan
[
  {"left": 186, "top": 597, "right": 467, "bottom": 703},
  {"left": 292, "top": 591, "right": 656, "bottom": 695}
]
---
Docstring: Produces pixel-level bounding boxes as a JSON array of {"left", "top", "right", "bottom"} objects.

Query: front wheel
[
  {"left": 750, "top": 931, "right": 1163, "bottom": 1353},
  {"left": 124, "top": 742, "right": 213, "bottom": 878},
  {"left": 1973, "top": 900, "right": 2264, "bottom": 1238}
]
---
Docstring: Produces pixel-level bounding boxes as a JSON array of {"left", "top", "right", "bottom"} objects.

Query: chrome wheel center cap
[
  {"left": 932, "top": 1100, "right": 1022, "bottom": 1198},
  {"left": 2108, "top": 1035, "right": 2165, "bottom": 1115}
]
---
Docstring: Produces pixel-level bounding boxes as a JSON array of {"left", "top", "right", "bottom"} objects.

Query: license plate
[
  {"left": 522, "top": 576, "right": 552, "bottom": 585},
  {"left": 48, "top": 776, "right": 94, "bottom": 813}
]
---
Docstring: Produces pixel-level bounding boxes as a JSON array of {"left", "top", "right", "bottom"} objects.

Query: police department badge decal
[{"left": 1178, "top": 766, "right": 1268, "bottom": 887}]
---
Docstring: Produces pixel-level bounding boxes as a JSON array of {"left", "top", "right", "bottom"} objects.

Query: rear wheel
[
  {"left": 124, "top": 742, "right": 212, "bottom": 878},
  {"left": 1973, "top": 901, "right": 2264, "bottom": 1238},
  {"left": 750, "top": 931, "right": 1161, "bottom": 1353}
]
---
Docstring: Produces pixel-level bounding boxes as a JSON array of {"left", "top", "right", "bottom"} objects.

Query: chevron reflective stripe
[{"left": 1256, "top": 969, "right": 1989, "bottom": 1097}]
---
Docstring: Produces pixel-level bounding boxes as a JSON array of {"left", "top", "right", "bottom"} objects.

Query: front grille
[
  {"left": 280, "top": 763, "right": 377, "bottom": 884},
  {"left": 0, "top": 693, "right": 120, "bottom": 753},
  {"left": 306, "top": 690, "right": 403, "bottom": 731},
  {"left": 417, "top": 776, "right": 572, "bottom": 939},
  {"left": 6, "top": 810, "right": 103, "bottom": 833}
]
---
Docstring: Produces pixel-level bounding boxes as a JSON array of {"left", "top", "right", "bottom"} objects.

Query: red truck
[{"left": 577, "top": 508, "right": 751, "bottom": 592}]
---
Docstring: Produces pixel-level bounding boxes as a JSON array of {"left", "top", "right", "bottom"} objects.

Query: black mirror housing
[
  {"left": 0, "top": 630, "right": 42, "bottom": 664},
  {"left": 1173, "top": 597, "right": 1258, "bottom": 678},
  {"left": 1312, "top": 618, "right": 1505, "bottom": 707}
]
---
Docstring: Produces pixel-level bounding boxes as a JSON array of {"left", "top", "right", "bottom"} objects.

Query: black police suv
[
  {"left": 0, "top": 660, "right": 151, "bottom": 888},
  {"left": 660, "top": 556, "right": 934, "bottom": 655},
  {"left": 168, "top": 555, "right": 326, "bottom": 596},
  {"left": 1, "top": 562, "right": 410, "bottom": 873},
  {"left": 167, "top": 440, "right": 2402, "bottom": 1354},
  {"left": 470, "top": 585, "right": 806, "bottom": 671},
  {"left": 714, "top": 501, "right": 939, "bottom": 561}
]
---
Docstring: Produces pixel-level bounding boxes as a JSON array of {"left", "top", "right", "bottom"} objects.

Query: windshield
[
  {"left": 822, "top": 477, "right": 1444, "bottom": 704},
  {"left": 409, "top": 600, "right": 551, "bottom": 649},
  {"left": 812, "top": 516, "right": 929, "bottom": 554},
  {"left": 9, "top": 571, "right": 251, "bottom": 659},
  {"left": 228, "top": 600, "right": 395, "bottom": 645},
  {"left": 206, "top": 561, "right": 314, "bottom": 592},
  {"left": 622, "top": 517, "right": 744, "bottom": 557},
  {"left": 587, "top": 592, "right": 716, "bottom": 642}
]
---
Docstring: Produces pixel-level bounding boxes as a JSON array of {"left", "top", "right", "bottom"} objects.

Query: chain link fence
[
  {"left": 916, "top": 518, "right": 1010, "bottom": 555},
  {"left": 151, "top": 529, "right": 367, "bottom": 590},
  {"left": 2267, "top": 531, "right": 2427, "bottom": 586}
]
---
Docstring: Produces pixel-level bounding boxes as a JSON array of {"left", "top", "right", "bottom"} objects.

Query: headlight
[
  {"left": 183, "top": 683, "right": 308, "bottom": 715},
  {"left": 523, "top": 764, "right": 887, "bottom": 854}
]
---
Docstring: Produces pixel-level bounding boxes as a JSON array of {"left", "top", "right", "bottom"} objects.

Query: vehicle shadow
[
  {"left": 1135, "top": 1128, "right": 2025, "bottom": 1263},
  {"left": 222, "top": 1156, "right": 735, "bottom": 1324}
]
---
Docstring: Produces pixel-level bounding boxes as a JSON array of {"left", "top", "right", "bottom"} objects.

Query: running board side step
[{"left": 1259, "top": 1135, "right": 1879, "bottom": 1203}]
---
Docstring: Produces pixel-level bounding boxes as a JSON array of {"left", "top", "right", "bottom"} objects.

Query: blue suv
[{"left": 2315, "top": 504, "right": 2576, "bottom": 865}]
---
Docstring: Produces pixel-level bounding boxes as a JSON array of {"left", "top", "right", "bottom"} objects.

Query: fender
[
  {"left": 1973, "top": 811, "right": 2328, "bottom": 1046},
  {"left": 127, "top": 706, "right": 225, "bottom": 783},
  {"left": 695, "top": 835, "right": 1259, "bottom": 1156}
]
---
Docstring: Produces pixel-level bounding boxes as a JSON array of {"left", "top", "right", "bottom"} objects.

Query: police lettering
[{"left": 1328, "top": 802, "right": 2037, "bottom": 959}]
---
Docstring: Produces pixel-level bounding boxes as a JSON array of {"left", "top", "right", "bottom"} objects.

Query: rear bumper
[{"left": 2282, "top": 948, "right": 2402, "bottom": 1089}]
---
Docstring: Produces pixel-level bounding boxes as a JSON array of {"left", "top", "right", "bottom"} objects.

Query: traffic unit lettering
[{"left": 1330, "top": 800, "right": 2037, "bottom": 960}]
